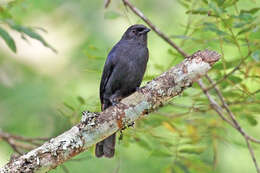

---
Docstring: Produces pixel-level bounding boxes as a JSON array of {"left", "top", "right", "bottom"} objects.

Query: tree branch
[{"left": 0, "top": 49, "right": 220, "bottom": 173}]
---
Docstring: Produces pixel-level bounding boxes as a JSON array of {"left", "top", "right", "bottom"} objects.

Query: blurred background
[{"left": 0, "top": 0, "right": 260, "bottom": 172}]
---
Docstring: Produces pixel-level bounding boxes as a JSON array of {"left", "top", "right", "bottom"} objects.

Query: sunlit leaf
[
  {"left": 150, "top": 150, "right": 172, "bottom": 157},
  {"left": 162, "top": 122, "right": 176, "bottom": 133},
  {"left": 0, "top": 26, "right": 16, "bottom": 52},
  {"left": 7, "top": 21, "right": 57, "bottom": 53}
]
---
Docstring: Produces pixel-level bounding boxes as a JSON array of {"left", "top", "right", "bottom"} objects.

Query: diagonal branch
[{"left": 0, "top": 49, "right": 219, "bottom": 173}]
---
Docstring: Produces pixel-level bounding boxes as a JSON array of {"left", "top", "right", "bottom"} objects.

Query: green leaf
[
  {"left": 77, "top": 96, "right": 86, "bottom": 105},
  {"left": 63, "top": 102, "right": 75, "bottom": 111},
  {"left": 252, "top": 50, "right": 260, "bottom": 62},
  {"left": 143, "top": 75, "right": 156, "bottom": 81},
  {"left": 233, "top": 22, "right": 247, "bottom": 28},
  {"left": 135, "top": 138, "right": 152, "bottom": 150},
  {"left": 202, "top": 0, "right": 208, "bottom": 4},
  {"left": 154, "top": 64, "right": 165, "bottom": 72},
  {"left": 0, "top": 26, "right": 16, "bottom": 52},
  {"left": 203, "top": 22, "right": 228, "bottom": 36},
  {"left": 222, "top": 0, "right": 239, "bottom": 8},
  {"left": 104, "top": 11, "right": 120, "bottom": 20},
  {"left": 186, "top": 8, "right": 208, "bottom": 15},
  {"left": 228, "top": 76, "right": 242, "bottom": 83},
  {"left": 150, "top": 150, "right": 172, "bottom": 157},
  {"left": 7, "top": 21, "right": 57, "bottom": 53},
  {"left": 0, "top": 7, "right": 12, "bottom": 19},
  {"left": 168, "top": 48, "right": 177, "bottom": 56},
  {"left": 240, "top": 8, "right": 260, "bottom": 15},
  {"left": 245, "top": 114, "right": 258, "bottom": 126},
  {"left": 237, "top": 26, "right": 253, "bottom": 35},
  {"left": 178, "top": 146, "right": 205, "bottom": 154},
  {"left": 238, "top": 13, "right": 254, "bottom": 22},
  {"left": 208, "top": 2, "right": 223, "bottom": 15},
  {"left": 176, "top": 0, "right": 190, "bottom": 9},
  {"left": 213, "top": 0, "right": 225, "bottom": 6}
]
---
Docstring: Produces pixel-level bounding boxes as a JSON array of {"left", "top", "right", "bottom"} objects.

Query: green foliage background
[{"left": 0, "top": 0, "right": 260, "bottom": 172}]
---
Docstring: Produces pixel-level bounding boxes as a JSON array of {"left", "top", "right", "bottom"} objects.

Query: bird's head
[{"left": 122, "top": 24, "right": 150, "bottom": 44}]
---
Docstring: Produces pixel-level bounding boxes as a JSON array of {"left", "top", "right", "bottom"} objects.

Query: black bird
[{"left": 96, "top": 24, "right": 150, "bottom": 158}]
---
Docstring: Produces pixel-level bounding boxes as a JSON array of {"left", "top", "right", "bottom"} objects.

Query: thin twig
[
  {"left": 4, "top": 138, "right": 23, "bottom": 155},
  {"left": 104, "top": 0, "right": 111, "bottom": 8},
  {"left": 0, "top": 131, "right": 49, "bottom": 154},
  {"left": 246, "top": 139, "right": 260, "bottom": 173},
  {"left": 197, "top": 79, "right": 235, "bottom": 127}
]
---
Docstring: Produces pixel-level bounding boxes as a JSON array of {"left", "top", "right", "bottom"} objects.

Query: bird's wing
[{"left": 99, "top": 46, "right": 117, "bottom": 106}]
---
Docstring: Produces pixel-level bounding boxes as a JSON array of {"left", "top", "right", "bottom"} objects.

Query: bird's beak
[{"left": 141, "top": 28, "right": 151, "bottom": 34}]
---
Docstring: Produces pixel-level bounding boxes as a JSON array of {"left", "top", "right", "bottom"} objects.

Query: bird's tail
[
  {"left": 95, "top": 133, "right": 116, "bottom": 158},
  {"left": 95, "top": 101, "right": 116, "bottom": 158}
]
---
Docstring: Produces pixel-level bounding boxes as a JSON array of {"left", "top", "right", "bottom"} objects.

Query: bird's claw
[
  {"left": 128, "top": 122, "right": 135, "bottom": 128},
  {"left": 136, "top": 87, "right": 143, "bottom": 92}
]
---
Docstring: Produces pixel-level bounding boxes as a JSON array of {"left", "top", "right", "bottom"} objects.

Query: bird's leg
[{"left": 119, "top": 130, "right": 123, "bottom": 141}]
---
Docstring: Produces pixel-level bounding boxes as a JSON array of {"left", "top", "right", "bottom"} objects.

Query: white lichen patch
[
  {"left": 124, "top": 101, "right": 150, "bottom": 123},
  {"left": 186, "top": 60, "right": 210, "bottom": 79}
]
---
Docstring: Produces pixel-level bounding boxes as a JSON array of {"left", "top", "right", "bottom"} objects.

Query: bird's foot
[
  {"left": 110, "top": 96, "right": 122, "bottom": 106},
  {"left": 135, "top": 87, "right": 140, "bottom": 91},
  {"left": 111, "top": 99, "right": 120, "bottom": 106},
  {"left": 128, "top": 122, "right": 135, "bottom": 128},
  {"left": 119, "top": 131, "right": 124, "bottom": 141}
]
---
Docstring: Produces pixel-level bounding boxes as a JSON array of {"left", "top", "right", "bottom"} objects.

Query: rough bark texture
[{"left": 0, "top": 49, "right": 220, "bottom": 173}]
